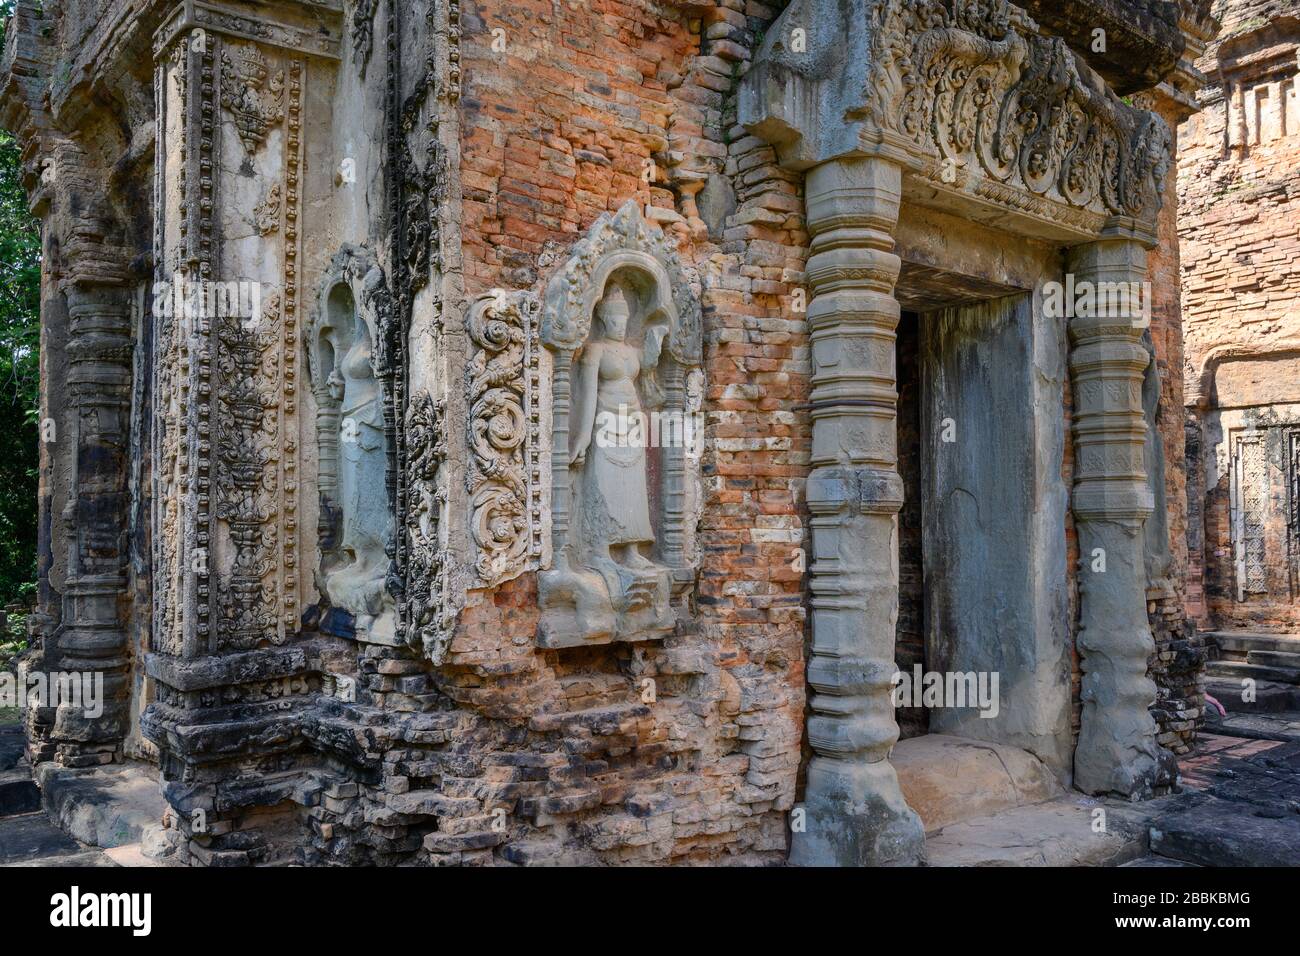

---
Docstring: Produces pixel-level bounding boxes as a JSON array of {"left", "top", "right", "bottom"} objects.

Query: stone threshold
[{"left": 0, "top": 723, "right": 177, "bottom": 866}]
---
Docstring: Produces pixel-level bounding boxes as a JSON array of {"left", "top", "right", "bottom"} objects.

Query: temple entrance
[{"left": 889, "top": 266, "right": 1076, "bottom": 835}]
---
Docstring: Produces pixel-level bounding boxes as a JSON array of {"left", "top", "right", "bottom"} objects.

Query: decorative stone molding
[
  {"left": 791, "top": 158, "right": 925, "bottom": 866},
  {"left": 351, "top": 0, "right": 376, "bottom": 74},
  {"left": 219, "top": 43, "right": 286, "bottom": 155},
  {"left": 151, "top": 21, "right": 312, "bottom": 661},
  {"left": 740, "top": 0, "right": 1173, "bottom": 243},
  {"left": 538, "top": 202, "right": 703, "bottom": 648},
  {"left": 465, "top": 291, "right": 548, "bottom": 588},
  {"left": 1068, "top": 239, "right": 1177, "bottom": 798},
  {"left": 255, "top": 183, "right": 282, "bottom": 235},
  {"left": 405, "top": 389, "right": 458, "bottom": 663},
  {"left": 152, "top": 1, "right": 345, "bottom": 62}
]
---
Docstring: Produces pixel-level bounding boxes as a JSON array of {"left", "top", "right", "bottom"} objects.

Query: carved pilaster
[
  {"left": 1068, "top": 238, "right": 1177, "bottom": 798},
  {"left": 792, "top": 158, "right": 924, "bottom": 867},
  {"left": 49, "top": 289, "right": 135, "bottom": 764},
  {"left": 143, "top": 8, "right": 342, "bottom": 788},
  {"left": 465, "top": 291, "right": 544, "bottom": 588}
]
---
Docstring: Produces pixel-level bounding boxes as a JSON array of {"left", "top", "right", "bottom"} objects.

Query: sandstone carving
[
  {"left": 405, "top": 389, "right": 456, "bottom": 663},
  {"left": 0, "top": 0, "right": 1217, "bottom": 870},
  {"left": 310, "top": 247, "right": 397, "bottom": 645},
  {"left": 219, "top": 43, "right": 286, "bottom": 155},
  {"left": 539, "top": 202, "right": 702, "bottom": 648},
  {"left": 466, "top": 291, "right": 544, "bottom": 588},
  {"left": 742, "top": 0, "right": 1173, "bottom": 239}
]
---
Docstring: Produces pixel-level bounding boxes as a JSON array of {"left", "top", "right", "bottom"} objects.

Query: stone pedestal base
[{"left": 790, "top": 757, "right": 925, "bottom": 867}]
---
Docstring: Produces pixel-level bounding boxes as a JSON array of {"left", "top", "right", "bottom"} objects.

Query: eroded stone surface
[{"left": 893, "top": 735, "right": 1063, "bottom": 834}]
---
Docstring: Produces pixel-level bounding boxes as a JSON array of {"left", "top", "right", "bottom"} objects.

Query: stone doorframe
[{"left": 739, "top": 0, "right": 1177, "bottom": 865}]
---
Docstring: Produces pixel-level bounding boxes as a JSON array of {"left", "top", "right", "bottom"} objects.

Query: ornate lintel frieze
[
  {"left": 739, "top": 0, "right": 1173, "bottom": 244},
  {"left": 152, "top": 0, "right": 344, "bottom": 61}
]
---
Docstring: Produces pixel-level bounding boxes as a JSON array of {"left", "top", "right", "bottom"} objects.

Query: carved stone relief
[
  {"left": 152, "top": 32, "right": 307, "bottom": 655},
  {"left": 538, "top": 202, "right": 703, "bottom": 648},
  {"left": 389, "top": 0, "right": 467, "bottom": 665},
  {"left": 404, "top": 389, "right": 456, "bottom": 662},
  {"left": 219, "top": 43, "right": 285, "bottom": 155},
  {"left": 351, "top": 0, "right": 375, "bottom": 74},
  {"left": 466, "top": 291, "right": 547, "bottom": 588},
  {"left": 741, "top": 0, "right": 1173, "bottom": 239},
  {"left": 309, "top": 246, "right": 398, "bottom": 645}
]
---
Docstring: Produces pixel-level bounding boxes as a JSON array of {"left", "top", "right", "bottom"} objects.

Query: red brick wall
[
  {"left": 425, "top": 0, "right": 809, "bottom": 864},
  {"left": 1179, "top": 0, "right": 1300, "bottom": 632}
]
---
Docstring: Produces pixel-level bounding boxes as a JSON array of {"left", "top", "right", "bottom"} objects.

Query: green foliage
[{"left": 0, "top": 4, "right": 42, "bottom": 608}]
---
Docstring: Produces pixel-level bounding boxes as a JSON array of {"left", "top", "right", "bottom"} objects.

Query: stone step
[
  {"left": 1119, "top": 854, "right": 1200, "bottom": 867},
  {"left": 1208, "top": 631, "right": 1300, "bottom": 660},
  {"left": 0, "top": 765, "right": 40, "bottom": 817},
  {"left": 9, "top": 849, "right": 120, "bottom": 867},
  {"left": 0, "top": 811, "right": 86, "bottom": 864},
  {"left": 1205, "top": 678, "right": 1300, "bottom": 713},
  {"left": 1205, "top": 660, "right": 1300, "bottom": 685},
  {"left": 1205, "top": 711, "right": 1300, "bottom": 744},
  {"left": 922, "top": 795, "right": 1150, "bottom": 867},
  {"left": 1248, "top": 649, "right": 1300, "bottom": 668},
  {"left": 35, "top": 759, "right": 168, "bottom": 849},
  {"left": 1149, "top": 797, "right": 1300, "bottom": 867},
  {"left": 893, "top": 734, "right": 1063, "bottom": 835}
]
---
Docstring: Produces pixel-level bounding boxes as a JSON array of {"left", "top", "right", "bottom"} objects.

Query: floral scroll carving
[
  {"left": 405, "top": 390, "right": 456, "bottom": 663},
  {"left": 466, "top": 291, "right": 544, "bottom": 588},
  {"left": 865, "top": 0, "right": 1171, "bottom": 221}
]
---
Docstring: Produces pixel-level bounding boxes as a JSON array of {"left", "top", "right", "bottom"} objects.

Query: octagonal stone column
[
  {"left": 792, "top": 157, "right": 925, "bottom": 867},
  {"left": 1067, "top": 238, "right": 1177, "bottom": 798}
]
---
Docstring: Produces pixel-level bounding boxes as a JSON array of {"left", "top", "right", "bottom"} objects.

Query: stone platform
[
  {"left": 0, "top": 723, "right": 175, "bottom": 867},
  {"left": 895, "top": 729, "right": 1300, "bottom": 866}
]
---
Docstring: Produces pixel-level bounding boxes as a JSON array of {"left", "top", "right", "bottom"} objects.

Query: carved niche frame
[{"left": 537, "top": 201, "right": 704, "bottom": 649}]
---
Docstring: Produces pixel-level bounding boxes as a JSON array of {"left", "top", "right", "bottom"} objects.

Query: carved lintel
[{"left": 740, "top": 0, "right": 1172, "bottom": 245}]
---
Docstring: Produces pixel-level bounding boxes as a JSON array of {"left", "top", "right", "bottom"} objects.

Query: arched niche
[{"left": 538, "top": 202, "right": 703, "bottom": 649}]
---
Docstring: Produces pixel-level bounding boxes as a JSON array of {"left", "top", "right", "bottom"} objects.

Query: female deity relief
[
  {"left": 569, "top": 283, "right": 664, "bottom": 573},
  {"left": 540, "top": 278, "right": 676, "bottom": 646}
]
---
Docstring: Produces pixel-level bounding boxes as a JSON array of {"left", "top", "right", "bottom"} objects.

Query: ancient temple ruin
[
  {"left": 1179, "top": 0, "right": 1300, "bottom": 740},
  {"left": 1182, "top": 0, "right": 1300, "bottom": 632},
  {"left": 1, "top": 0, "right": 1220, "bottom": 865}
]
